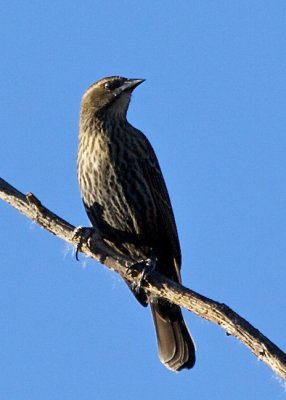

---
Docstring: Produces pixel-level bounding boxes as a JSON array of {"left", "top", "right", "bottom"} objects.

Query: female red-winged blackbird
[{"left": 77, "top": 76, "right": 195, "bottom": 371}]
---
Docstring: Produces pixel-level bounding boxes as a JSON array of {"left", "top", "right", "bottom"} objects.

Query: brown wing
[{"left": 136, "top": 130, "right": 182, "bottom": 281}]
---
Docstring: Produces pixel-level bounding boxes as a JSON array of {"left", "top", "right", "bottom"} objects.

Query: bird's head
[{"left": 81, "top": 76, "right": 145, "bottom": 119}]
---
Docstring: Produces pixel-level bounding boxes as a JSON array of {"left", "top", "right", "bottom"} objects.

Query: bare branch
[{"left": 1, "top": 176, "right": 286, "bottom": 380}]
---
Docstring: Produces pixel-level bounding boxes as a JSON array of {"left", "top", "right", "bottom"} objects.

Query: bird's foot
[
  {"left": 128, "top": 256, "right": 157, "bottom": 294},
  {"left": 73, "top": 226, "right": 95, "bottom": 261}
]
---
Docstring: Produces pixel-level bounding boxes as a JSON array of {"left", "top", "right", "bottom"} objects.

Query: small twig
[{"left": 0, "top": 177, "right": 286, "bottom": 380}]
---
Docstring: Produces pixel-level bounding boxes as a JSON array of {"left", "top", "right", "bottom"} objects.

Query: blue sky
[{"left": 1, "top": 1, "right": 286, "bottom": 399}]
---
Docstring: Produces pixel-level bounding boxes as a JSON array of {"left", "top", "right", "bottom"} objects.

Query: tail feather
[{"left": 150, "top": 302, "right": 196, "bottom": 371}]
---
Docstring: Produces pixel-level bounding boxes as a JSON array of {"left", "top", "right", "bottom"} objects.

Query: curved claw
[
  {"left": 137, "top": 256, "right": 156, "bottom": 288},
  {"left": 128, "top": 256, "right": 157, "bottom": 294},
  {"left": 72, "top": 227, "right": 95, "bottom": 261},
  {"left": 75, "top": 243, "right": 81, "bottom": 261}
]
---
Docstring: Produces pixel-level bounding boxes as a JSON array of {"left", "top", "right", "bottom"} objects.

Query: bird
[{"left": 77, "top": 76, "right": 196, "bottom": 371}]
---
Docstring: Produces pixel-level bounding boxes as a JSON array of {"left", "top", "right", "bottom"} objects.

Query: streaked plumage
[{"left": 77, "top": 76, "right": 195, "bottom": 371}]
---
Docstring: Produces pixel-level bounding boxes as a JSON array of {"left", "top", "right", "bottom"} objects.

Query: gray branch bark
[{"left": 1, "top": 177, "right": 285, "bottom": 380}]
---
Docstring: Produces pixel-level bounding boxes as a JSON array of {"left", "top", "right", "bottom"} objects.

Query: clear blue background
[{"left": 1, "top": 1, "right": 286, "bottom": 399}]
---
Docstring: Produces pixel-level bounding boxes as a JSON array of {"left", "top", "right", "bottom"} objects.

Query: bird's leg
[
  {"left": 73, "top": 226, "right": 96, "bottom": 261},
  {"left": 128, "top": 252, "right": 157, "bottom": 294},
  {"left": 73, "top": 226, "right": 134, "bottom": 264},
  {"left": 137, "top": 256, "right": 157, "bottom": 288}
]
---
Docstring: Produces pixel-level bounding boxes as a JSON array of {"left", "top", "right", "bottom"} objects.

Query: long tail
[{"left": 150, "top": 302, "right": 196, "bottom": 371}]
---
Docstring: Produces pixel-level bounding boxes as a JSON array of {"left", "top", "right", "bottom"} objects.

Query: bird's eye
[
  {"left": 104, "top": 82, "right": 112, "bottom": 90},
  {"left": 104, "top": 79, "right": 122, "bottom": 91}
]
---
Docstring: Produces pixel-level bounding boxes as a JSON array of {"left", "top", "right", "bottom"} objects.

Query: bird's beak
[{"left": 116, "top": 79, "right": 145, "bottom": 95}]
